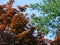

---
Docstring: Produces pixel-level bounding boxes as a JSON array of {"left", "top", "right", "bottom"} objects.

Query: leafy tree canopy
[{"left": 29, "top": 0, "right": 60, "bottom": 35}]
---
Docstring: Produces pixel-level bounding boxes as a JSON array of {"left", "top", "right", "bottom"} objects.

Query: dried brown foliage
[
  {"left": 0, "top": 0, "right": 37, "bottom": 45},
  {"left": 0, "top": 0, "right": 49, "bottom": 45}
]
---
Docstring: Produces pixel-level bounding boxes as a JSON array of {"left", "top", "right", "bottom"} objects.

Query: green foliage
[
  {"left": 31, "top": 16, "right": 49, "bottom": 34},
  {"left": 56, "top": 25, "right": 60, "bottom": 37},
  {"left": 29, "top": 0, "right": 60, "bottom": 34}
]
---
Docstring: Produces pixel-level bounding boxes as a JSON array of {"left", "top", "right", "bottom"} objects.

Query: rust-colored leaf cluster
[
  {"left": 0, "top": 0, "right": 50, "bottom": 45},
  {"left": 0, "top": 0, "right": 37, "bottom": 45}
]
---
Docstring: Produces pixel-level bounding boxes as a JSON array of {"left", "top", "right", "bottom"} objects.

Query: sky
[
  {"left": 0, "top": 0, "right": 54, "bottom": 40},
  {"left": 0, "top": 0, "right": 41, "bottom": 15},
  {"left": 0, "top": 0, "right": 40, "bottom": 6}
]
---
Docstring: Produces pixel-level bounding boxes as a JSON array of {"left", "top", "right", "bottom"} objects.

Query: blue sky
[
  {"left": 0, "top": 0, "right": 54, "bottom": 40},
  {"left": 0, "top": 0, "right": 40, "bottom": 15},
  {"left": 0, "top": 0, "right": 40, "bottom": 5}
]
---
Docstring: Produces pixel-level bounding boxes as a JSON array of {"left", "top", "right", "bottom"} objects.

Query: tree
[
  {"left": 0, "top": 0, "right": 38, "bottom": 45},
  {"left": 56, "top": 25, "right": 60, "bottom": 37},
  {"left": 29, "top": 0, "right": 60, "bottom": 35}
]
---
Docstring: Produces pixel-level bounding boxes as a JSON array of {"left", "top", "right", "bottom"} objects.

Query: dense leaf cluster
[
  {"left": 29, "top": 0, "right": 60, "bottom": 35},
  {"left": 0, "top": 0, "right": 38, "bottom": 45}
]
